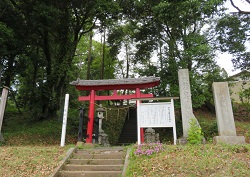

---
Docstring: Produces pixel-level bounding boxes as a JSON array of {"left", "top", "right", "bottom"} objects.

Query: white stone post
[
  {"left": 60, "top": 94, "right": 69, "bottom": 147},
  {"left": 0, "top": 86, "right": 9, "bottom": 142}
]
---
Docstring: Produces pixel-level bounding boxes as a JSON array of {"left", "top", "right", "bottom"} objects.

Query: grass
[
  {"left": 2, "top": 111, "right": 77, "bottom": 146},
  {"left": 0, "top": 104, "right": 250, "bottom": 176},
  {"left": 0, "top": 145, "right": 72, "bottom": 177},
  {"left": 0, "top": 110, "right": 77, "bottom": 177},
  {"left": 126, "top": 144, "right": 250, "bottom": 176}
]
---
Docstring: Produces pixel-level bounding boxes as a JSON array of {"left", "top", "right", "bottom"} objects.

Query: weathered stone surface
[
  {"left": 99, "top": 131, "right": 110, "bottom": 147},
  {"left": 212, "top": 82, "right": 236, "bottom": 136},
  {"left": 55, "top": 147, "right": 126, "bottom": 177},
  {"left": 212, "top": 82, "right": 245, "bottom": 145},
  {"left": 144, "top": 128, "right": 159, "bottom": 143},
  {"left": 178, "top": 69, "right": 197, "bottom": 137},
  {"left": 0, "top": 87, "right": 9, "bottom": 135},
  {"left": 213, "top": 136, "right": 245, "bottom": 145},
  {"left": 177, "top": 137, "right": 188, "bottom": 145}
]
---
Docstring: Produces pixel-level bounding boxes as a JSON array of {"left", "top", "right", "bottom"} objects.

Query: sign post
[
  {"left": 60, "top": 94, "right": 69, "bottom": 147},
  {"left": 137, "top": 99, "right": 177, "bottom": 145}
]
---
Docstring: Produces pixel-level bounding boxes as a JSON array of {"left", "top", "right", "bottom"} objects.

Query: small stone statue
[
  {"left": 98, "top": 130, "right": 110, "bottom": 147},
  {"left": 144, "top": 127, "right": 160, "bottom": 143}
]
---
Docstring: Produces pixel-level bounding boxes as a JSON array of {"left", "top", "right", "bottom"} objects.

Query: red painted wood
[
  {"left": 79, "top": 93, "right": 153, "bottom": 101},
  {"left": 135, "top": 88, "right": 144, "bottom": 143},
  {"left": 140, "top": 128, "right": 144, "bottom": 143},
  {"left": 86, "top": 90, "right": 95, "bottom": 143},
  {"left": 75, "top": 81, "right": 159, "bottom": 91}
]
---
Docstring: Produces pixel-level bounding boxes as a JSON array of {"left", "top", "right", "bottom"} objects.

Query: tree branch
[
  {"left": 163, "top": 26, "right": 183, "bottom": 61},
  {"left": 230, "top": 0, "right": 250, "bottom": 14}
]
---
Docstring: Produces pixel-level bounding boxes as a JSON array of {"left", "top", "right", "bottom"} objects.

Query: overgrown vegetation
[{"left": 187, "top": 118, "right": 204, "bottom": 145}]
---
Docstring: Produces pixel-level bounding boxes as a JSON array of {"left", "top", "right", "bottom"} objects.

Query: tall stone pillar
[
  {"left": 212, "top": 82, "right": 245, "bottom": 144},
  {"left": 178, "top": 69, "right": 197, "bottom": 138}
]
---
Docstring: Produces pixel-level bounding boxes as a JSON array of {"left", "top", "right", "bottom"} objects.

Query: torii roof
[{"left": 70, "top": 76, "right": 160, "bottom": 91}]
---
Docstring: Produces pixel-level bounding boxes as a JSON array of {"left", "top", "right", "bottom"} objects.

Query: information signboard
[{"left": 137, "top": 99, "right": 177, "bottom": 145}]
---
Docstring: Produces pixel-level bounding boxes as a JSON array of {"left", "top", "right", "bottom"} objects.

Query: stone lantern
[
  {"left": 96, "top": 104, "right": 105, "bottom": 132},
  {"left": 96, "top": 104, "right": 110, "bottom": 146}
]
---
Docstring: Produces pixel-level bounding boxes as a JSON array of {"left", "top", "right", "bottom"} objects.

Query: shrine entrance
[{"left": 70, "top": 76, "right": 160, "bottom": 144}]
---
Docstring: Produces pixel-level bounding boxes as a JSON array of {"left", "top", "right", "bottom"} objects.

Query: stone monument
[
  {"left": 178, "top": 69, "right": 199, "bottom": 139},
  {"left": 212, "top": 82, "right": 245, "bottom": 144},
  {"left": 144, "top": 128, "right": 159, "bottom": 143},
  {"left": 96, "top": 104, "right": 110, "bottom": 146}
]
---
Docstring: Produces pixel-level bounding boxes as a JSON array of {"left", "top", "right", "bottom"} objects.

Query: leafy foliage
[
  {"left": 0, "top": 0, "right": 120, "bottom": 120},
  {"left": 187, "top": 118, "right": 204, "bottom": 145},
  {"left": 215, "top": 13, "right": 250, "bottom": 70}
]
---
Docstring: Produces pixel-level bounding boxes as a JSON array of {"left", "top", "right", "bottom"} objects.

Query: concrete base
[
  {"left": 177, "top": 137, "right": 188, "bottom": 145},
  {"left": 0, "top": 133, "right": 4, "bottom": 142},
  {"left": 213, "top": 136, "right": 245, "bottom": 145}
]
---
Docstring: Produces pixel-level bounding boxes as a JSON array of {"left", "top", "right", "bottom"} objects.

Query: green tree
[
  {"left": 116, "top": 0, "right": 226, "bottom": 107},
  {"left": 1, "top": 0, "right": 120, "bottom": 119},
  {"left": 215, "top": 13, "right": 250, "bottom": 70}
]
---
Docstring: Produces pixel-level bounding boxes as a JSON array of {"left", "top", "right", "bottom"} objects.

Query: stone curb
[
  {"left": 122, "top": 147, "right": 131, "bottom": 177},
  {"left": 49, "top": 146, "right": 77, "bottom": 177}
]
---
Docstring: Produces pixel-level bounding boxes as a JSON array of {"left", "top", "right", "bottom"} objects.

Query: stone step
[
  {"left": 58, "top": 171, "right": 122, "bottom": 177},
  {"left": 69, "top": 159, "right": 124, "bottom": 165},
  {"left": 73, "top": 152, "right": 125, "bottom": 159},
  {"left": 76, "top": 148, "right": 124, "bottom": 154},
  {"left": 63, "top": 164, "right": 123, "bottom": 171},
  {"left": 117, "top": 142, "right": 134, "bottom": 146}
]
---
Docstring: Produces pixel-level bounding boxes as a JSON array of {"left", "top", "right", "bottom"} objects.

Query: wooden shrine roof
[{"left": 70, "top": 76, "right": 160, "bottom": 91}]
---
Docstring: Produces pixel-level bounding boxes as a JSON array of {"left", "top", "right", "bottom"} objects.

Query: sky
[{"left": 217, "top": 0, "right": 250, "bottom": 76}]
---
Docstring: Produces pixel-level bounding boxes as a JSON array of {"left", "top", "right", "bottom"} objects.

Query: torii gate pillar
[{"left": 86, "top": 90, "right": 95, "bottom": 144}]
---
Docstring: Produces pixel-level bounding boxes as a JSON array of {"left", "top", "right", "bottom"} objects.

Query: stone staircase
[
  {"left": 56, "top": 147, "right": 126, "bottom": 177},
  {"left": 118, "top": 107, "right": 137, "bottom": 145}
]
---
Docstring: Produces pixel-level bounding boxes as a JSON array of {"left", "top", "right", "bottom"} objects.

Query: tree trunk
[
  {"left": 101, "top": 28, "right": 106, "bottom": 79},
  {"left": 87, "top": 31, "right": 93, "bottom": 80}
]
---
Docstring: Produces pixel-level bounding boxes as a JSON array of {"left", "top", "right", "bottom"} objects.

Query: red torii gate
[{"left": 70, "top": 76, "right": 160, "bottom": 144}]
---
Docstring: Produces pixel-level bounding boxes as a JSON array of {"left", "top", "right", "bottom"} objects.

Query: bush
[
  {"left": 200, "top": 120, "right": 218, "bottom": 141},
  {"left": 188, "top": 118, "right": 204, "bottom": 145}
]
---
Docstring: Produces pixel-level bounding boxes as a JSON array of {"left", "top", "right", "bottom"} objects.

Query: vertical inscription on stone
[
  {"left": 178, "top": 69, "right": 196, "bottom": 137},
  {"left": 212, "top": 82, "right": 236, "bottom": 136}
]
